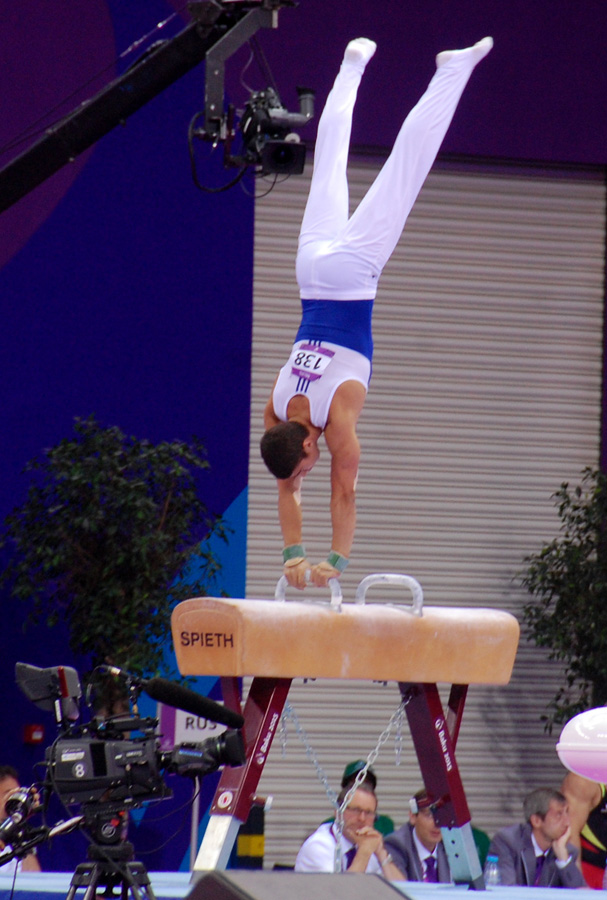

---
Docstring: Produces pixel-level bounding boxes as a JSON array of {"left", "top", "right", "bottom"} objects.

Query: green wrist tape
[
  {"left": 327, "top": 550, "right": 349, "bottom": 573},
  {"left": 283, "top": 544, "right": 306, "bottom": 563}
]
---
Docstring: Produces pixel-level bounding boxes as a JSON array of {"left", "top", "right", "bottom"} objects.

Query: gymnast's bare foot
[
  {"left": 436, "top": 36, "right": 493, "bottom": 69},
  {"left": 343, "top": 37, "right": 377, "bottom": 72}
]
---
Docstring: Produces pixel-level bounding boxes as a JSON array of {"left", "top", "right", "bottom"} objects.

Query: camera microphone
[
  {"left": 143, "top": 677, "right": 244, "bottom": 730},
  {"left": 95, "top": 667, "right": 244, "bottom": 729}
]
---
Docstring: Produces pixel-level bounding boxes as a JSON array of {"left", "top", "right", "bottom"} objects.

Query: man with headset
[{"left": 383, "top": 789, "right": 451, "bottom": 882}]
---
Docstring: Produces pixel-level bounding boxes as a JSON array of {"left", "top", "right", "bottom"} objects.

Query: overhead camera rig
[
  {"left": 188, "top": 0, "right": 314, "bottom": 177},
  {"left": 0, "top": 0, "right": 313, "bottom": 213}
]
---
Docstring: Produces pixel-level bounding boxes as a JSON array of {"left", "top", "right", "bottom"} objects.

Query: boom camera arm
[
  {"left": 0, "top": 0, "right": 313, "bottom": 212},
  {"left": 192, "top": 1, "right": 315, "bottom": 175}
]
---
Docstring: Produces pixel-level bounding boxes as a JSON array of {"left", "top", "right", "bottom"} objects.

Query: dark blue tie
[
  {"left": 344, "top": 846, "right": 357, "bottom": 870},
  {"left": 425, "top": 856, "right": 438, "bottom": 882},
  {"left": 534, "top": 853, "right": 546, "bottom": 885}
]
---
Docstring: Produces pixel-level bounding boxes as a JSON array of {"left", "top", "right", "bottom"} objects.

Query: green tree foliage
[
  {"left": 0, "top": 416, "right": 226, "bottom": 679},
  {"left": 521, "top": 467, "right": 607, "bottom": 730}
]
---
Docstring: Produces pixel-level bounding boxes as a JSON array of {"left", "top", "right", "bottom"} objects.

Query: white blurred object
[{"left": 556, "top": 707, "right": 607, "bottom": 782}]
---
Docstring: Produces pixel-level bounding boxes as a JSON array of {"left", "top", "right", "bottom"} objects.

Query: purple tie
[
  {"left": 534, "top": 853, "right": 545, "bottom": 886},
  {"left": 344, "top": 846, "right": 357, "bottom": 870},
  {"left": 425, "top": 856, "right": 438, "bottom": 882}
]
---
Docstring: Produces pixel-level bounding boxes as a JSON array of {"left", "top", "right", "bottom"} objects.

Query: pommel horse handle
[
  {"left": 355, "top": 573, "right": 423, "bottom": 615},
  {"left": 274, "top": 574, "right": 342, "bottom": 609}
]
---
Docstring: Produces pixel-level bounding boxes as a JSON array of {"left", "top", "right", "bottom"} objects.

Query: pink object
[{"left": 556, "top": 708, "right": 607, "bottom": 782}]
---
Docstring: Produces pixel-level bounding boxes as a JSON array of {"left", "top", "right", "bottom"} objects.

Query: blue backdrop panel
[{"left": 0, "top": 0, "right": 253, "bottom": 872}]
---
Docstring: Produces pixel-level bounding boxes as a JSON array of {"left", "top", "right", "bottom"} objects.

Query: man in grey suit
[
  {"left": 489, "top": 787, "right": 586, "bottom": 887},
  {"left": 384, "top": 789, "right": 451, "bottom": 882}
]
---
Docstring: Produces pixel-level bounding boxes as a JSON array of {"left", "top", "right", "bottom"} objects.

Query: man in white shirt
[{"left": 295, "top": 784, "right": 403, "bottom": 879}]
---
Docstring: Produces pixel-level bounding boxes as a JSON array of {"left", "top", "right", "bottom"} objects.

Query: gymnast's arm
[
  {"left": 311, "top": 381, "right": 365, "bottom": 587},
  {"left": 263, "top": 392, "right": 311, "bottom": 590},
  {"left": 276, "top": 474, "right": 311, "bottom": 589},
  {"left": 561, "top": 771, "right": 602, "bottom": 869}
]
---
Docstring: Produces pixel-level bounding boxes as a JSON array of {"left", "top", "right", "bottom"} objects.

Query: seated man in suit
[
  {"left": 383, "top": 789, "right": 451, "bottom": 882},
  {"left": 488, "top": 787, "right": 586, "bottom": 887}
]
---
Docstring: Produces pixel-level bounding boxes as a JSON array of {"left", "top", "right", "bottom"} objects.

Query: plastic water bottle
[{"left": 483, "top": 854, "right": 501, "bottom": 887}]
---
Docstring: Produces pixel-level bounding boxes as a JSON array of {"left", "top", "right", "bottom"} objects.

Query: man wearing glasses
[{"left": 294, "top": 783, "right": 403, "bottom": 878}]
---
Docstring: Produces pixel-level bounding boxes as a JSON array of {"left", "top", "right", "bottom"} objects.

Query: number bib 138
[{"left": 289, "top": 342, "right": 335, "bottom": 382}]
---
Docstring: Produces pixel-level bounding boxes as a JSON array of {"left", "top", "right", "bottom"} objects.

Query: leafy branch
[
  {"left": 0, "top": 415, "right": 227, "bottom": 681},
  {"left": 520, "top": 467, "right": 607, "bottom": 730}
]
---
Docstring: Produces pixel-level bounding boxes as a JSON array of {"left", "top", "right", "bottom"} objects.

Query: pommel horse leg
[
  {"left": 192, "top": 676, "right": 292, "bottom": 874},
  {"left": 400, "top": 681, "right": 484, "bottom": 890}
]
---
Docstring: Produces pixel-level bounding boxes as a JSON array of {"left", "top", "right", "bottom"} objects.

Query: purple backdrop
[{"left": 254, "top": 0, "right": 607, "bottom": 166}]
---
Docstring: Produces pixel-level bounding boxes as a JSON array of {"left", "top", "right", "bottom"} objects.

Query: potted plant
[
  {"left": 520, "top": 466, "right": 607, "bottom": 731},
  {"left": 0, "top": 415, "right": 226, "bottom": 712}
]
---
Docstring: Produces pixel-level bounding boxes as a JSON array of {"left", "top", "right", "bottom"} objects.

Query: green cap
[{"left": 341, "top": 760, "right": 377, "bottom": 790}]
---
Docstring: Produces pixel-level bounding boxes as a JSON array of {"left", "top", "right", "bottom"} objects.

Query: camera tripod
[{"left": 65, "top": 841, "right": 156, "bottom": 900}]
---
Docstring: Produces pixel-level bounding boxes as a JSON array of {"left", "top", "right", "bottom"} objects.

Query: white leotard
[{"left": 272, "top": 340, "right": 370, "bottom": 430}]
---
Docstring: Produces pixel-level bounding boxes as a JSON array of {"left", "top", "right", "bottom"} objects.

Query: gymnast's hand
[
  {"left": 310, "top": 560, "right": 340, "bottom": 587},
  {"left": 283, "top": 556, "right": 311, "bottom": 590}
]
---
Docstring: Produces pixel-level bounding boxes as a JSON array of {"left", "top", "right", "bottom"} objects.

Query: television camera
[
  {"left": 0, "top": 662, "right": 246, "bottom": 895},
  {"left": 236, "top": 85, "right": 315, "bottom": 175},
  {"left": 187, "top": 0, "right": 315, "bottom": 188}
]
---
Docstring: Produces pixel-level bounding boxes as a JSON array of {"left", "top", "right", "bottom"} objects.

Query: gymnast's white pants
[{"left": 296, "top": 46, "right": 484, "bottom": 301}]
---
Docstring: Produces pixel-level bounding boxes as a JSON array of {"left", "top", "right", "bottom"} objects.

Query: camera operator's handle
[
  {"left": 274, "top": 574, "right": 343, "bottom": 610},
  {"left": 354, "top": 573, "right": 424, "bottom": 616}
]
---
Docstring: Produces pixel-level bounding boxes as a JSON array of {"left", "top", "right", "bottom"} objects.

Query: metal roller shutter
[{"left": 246, "top": 156, "right": 605, "bottom": 867}]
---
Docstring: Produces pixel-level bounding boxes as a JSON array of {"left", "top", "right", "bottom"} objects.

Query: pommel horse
[{"left": 171, "top": 574, "right": 519, "bottom": 888}]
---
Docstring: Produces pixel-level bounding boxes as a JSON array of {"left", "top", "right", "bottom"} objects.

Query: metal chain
[
  {"left": 394, "top": 702, "right": 405, "bottom": 765},
  {"left": 280, "top": 702, "right": 338, "bottom": 806},
  {"left": 278, "top": 708, "right": 289, "bottom": 758},
  {"left": 336, "top": 698, "right": 408, "bottom": 816},
  {"left": 281, "top": 695, "right": 409, "bottom": 873}
]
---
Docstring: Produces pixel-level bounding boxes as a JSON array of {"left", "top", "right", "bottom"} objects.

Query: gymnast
[{"left": 261, "top": 35, "right": 493, "bottom": 589}]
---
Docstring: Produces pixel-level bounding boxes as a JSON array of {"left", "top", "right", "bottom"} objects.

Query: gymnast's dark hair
[{"left": 260, "top": 422, "right": 309, "bottom": 479}]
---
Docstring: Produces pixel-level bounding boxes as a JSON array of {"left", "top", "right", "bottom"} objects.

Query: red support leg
[
  {"left": 445, "top": 683, "right": 468, "bottom": 747},
  {"left": 399, "top": 681, "right": 484, "bottom": 888},
  {"left": 193, "top": 676, "right": 292, "bottom": 871}
]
